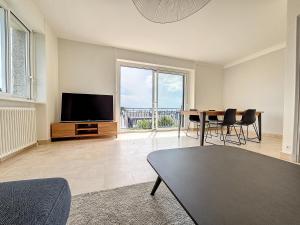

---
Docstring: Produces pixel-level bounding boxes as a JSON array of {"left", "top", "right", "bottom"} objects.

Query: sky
[
  {"left": 120, "top": 66, "right": 183, "bottom": 109},
  {"left": 0, "top": 11, "right": 2, "bottom": 91}
]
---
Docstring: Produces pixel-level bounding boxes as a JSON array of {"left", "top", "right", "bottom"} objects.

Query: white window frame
[
  {"left": 0, "top": 0, "right": 34, "bottom": 101},
  {"left": 0, "top": 3, "right": 8, "bottom": 94},
  {"left": 293, "top": 15, "right": 300, "bottom": 163},
  {"left": 116, "top": 59, "right": 195, "bottom": 132}
]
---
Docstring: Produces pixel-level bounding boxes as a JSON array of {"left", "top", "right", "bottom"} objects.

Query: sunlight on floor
[{"left": 0, "top": 131, "right": 287, "bottom": 195}]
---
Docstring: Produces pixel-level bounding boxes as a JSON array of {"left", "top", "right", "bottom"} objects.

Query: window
[
  {"left": 0, "top": 7, "right": 6, "bottom": 93},
  {"left": 10, "top": 13, "right": 30, "bottom": 98},
  {"left": 0, "top": 5, "right": 32, "bottom": 100},
  {"left": 120, "top": 66, "right": 185, "bottom": 130}
]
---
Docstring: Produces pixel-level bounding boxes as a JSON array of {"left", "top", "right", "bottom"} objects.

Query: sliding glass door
[
  {"left": 120, "top": 66, "right": 154, "bottom": 130},
  {"left": 120, "top": 66, "right": 184, "bottom": 131},
  {"left": 156, "top": 72, "right": 184, "bottom": 129}
]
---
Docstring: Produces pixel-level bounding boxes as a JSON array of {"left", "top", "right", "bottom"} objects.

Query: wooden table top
[
  {"left": 181, "top": 110, "right": 264, "bottom": 116},
  {"left": 147, "top": 146, "right": 300, "bottom": 225}
]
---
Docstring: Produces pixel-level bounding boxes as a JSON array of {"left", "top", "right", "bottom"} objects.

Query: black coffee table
[{"left": 147, "top": 146, "right": 300, "bottom": 225}]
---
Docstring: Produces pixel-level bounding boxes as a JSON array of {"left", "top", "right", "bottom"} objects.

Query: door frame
[
  {"left": 116, "top": 59, "right": 194, "bottom": 133},
  {"left": 293, "top": 16, "right": 300, "bottom": 162}
]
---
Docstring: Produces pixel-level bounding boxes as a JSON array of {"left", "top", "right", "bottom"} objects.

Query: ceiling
[{"left": 33, "top": 0, "right": 287, "bottom": 65}]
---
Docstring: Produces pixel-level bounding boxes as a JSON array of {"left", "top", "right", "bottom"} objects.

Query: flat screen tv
[{"left": 61, "top": 93, "right": 113, "bottom": 122}]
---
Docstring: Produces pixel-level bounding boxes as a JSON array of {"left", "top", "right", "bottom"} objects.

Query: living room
[{"left": 1, "top": 0, "right": 300, "bottom": 224}]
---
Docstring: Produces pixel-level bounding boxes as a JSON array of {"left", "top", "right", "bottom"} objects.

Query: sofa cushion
[{"left": 0, "top": 178, "right": 71, "bottom": 225}]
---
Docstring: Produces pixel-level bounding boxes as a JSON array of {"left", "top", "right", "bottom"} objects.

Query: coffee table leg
[{"left": 151, "top": 176, "right": 162, "bottom": 196}]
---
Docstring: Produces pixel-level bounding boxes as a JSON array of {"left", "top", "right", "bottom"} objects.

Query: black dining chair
[
  {"left": 219, "top": 109, "right": 241, "bottom": 145},
  {"left": 186, "top": 109, "right": 200, "bottom": 139},
  {"left": 205, "top": 110, "right": 220, "bottom": 138},
  {"left": 236, "top": 109, "right": 259, "bottom": 144}
]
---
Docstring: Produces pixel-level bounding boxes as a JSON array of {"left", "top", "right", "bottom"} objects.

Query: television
[{"left": 61, "top": 93, "right": 113, "bottom": 122}]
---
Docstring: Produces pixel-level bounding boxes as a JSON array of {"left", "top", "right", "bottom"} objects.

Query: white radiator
[{"left": 0, "top": 107, "right": 37, "bottom": 159}]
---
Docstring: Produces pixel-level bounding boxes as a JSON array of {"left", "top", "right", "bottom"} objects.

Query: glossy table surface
[{"left": 148, "top": 146, "right": 300, "bottom": 225}]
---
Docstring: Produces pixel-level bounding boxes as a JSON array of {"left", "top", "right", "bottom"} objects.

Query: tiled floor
[{"left": 0, "top": 131, "right": 290, "bottom": 195}]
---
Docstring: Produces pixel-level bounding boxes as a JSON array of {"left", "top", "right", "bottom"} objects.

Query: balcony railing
[{"left": 120, "top": 107, "right": 181, "bottom": 129}]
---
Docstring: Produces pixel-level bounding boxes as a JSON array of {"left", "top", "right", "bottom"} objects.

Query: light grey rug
[{"left": 68, "top": 182, "right": 194, "bottom": 225}]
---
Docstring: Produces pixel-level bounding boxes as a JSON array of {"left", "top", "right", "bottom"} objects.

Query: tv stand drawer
[
  {"left": 99, "top": 122, "right": 117, "bottom": 136},
  {"left": 51, "top": 123, "right": 75, "bottom": 138}
]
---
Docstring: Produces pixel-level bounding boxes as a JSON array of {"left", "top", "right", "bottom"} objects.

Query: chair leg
[
  {"left": 220, "top": 126, "right": 226, "bottom": 145},
  {"left": 206, "top": 123, "right": 217, "bottom": 137},
  {"left": 186, "top": 121, "right": 190, "bottom": 135},
  {"left": 215, "top": 125, "right": 219, "bottom": 135},
  {"left": 186, "top": 122, "right": 198, "bottom": 139},
  {"left": 240, "top": 125, "right": 246, "bottom": 145},
  {"left": 197, "top": 123, "right": 201, "bottom": 139},
  {"left": 205, "top": 123, "right": 209, "bottom": 142},
  {"left": 243, "top": 123, "right": 260, "bottom": 143},
  {"left": 211, "top": 123, "right": 219, "bottom": 137},
  {"left": 220, "top": 126, "right": 223, "bottom": 141},
  {"left": 253, "top": 123, "right": 259, "bottom": 139},
  {"left": 247, "top": 126, "right": 249, "bottom": 140},
  {"left": 233, "top": 125, "right": 241, "bottom": 145},
  {"left": 241, "top": 123, "right": 260, "bottom": 143}
]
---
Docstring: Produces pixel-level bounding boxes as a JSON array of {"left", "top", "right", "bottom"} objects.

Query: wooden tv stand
[{"left": 51, "top": 121, "right": 117, "bottom": 141}]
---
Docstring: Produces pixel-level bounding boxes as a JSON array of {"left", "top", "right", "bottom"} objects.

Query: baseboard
[
  {"left": 262, "top": 133, "right": 282, "bottom": 139},
  {"left": 37, "top": 139, "right": 51, "bottom": 145},
  {"left": 0, "top": 143, "right": 37, "bottom": 162}
]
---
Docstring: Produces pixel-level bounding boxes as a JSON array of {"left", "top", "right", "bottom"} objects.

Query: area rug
[{"left": 68, "top": 182, "right": 194, "bottom": 225}]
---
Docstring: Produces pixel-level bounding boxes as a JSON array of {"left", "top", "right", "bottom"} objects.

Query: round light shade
[{"left": 132, "top": 0, "right": 211, "bottom": 24}]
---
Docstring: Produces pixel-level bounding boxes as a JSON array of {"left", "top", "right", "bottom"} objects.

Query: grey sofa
[{"left": 0, "top": 178, "right": 71, "bottom": 225}]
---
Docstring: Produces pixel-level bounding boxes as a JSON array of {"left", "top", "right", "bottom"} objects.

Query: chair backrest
[
  {"left": 189, "top": 109, "right": 200, "bottom": 122},
  {"left": 208, "top": 110, "right": 218, "bottom": 121},
  {"left": 222, "top": 108, "right": 237, "bottom": 126},
  {"left": 241, "top": 109, "right": 256, "bottom": 125}
]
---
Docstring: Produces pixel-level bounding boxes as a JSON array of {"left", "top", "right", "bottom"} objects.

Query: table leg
[
  {"left": 258, "top": 113, "right": 262, "bottom": 141},
  {"left": 151, "top": 176, "right": 162, "bottom": 196},
  {"left": 178, "top": 113, "right": 182, "bottom": 138},
  {"left": 199, "top": 112, "right": 206, "bottom": 146}
]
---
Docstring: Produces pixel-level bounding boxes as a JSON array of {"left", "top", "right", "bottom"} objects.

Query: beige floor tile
[{"left": 0, "top": 131, "right": 290, "bottom": 195}]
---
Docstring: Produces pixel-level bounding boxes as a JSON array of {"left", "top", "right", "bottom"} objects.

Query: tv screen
[{"left": 61, "top": 93, "right": 113, "bottom": 122}]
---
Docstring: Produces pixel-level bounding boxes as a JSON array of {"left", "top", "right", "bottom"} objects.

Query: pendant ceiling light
[{"left": 132, "top": 0, "right": 211, "bottom": 24}]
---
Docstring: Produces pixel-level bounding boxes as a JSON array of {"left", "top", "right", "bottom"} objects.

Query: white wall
[
  {"left": 195, "top": 63, "right": 224, "bottom": 110},
  {"left": 58, "top": 39, "right": 224, "bottom": 123},
  {"left": 223, "top": 49, "right": 285, "bottom": 135},
  {"left": 282, "top": 0, "right": 300, "bottom": 154},
  {"left": 58, "top": 40, "right": 116, "bottom": 96},
  {"left": 1, "top": 0, "right": 59, "bottom": 141},
  {"left": 45, "top": 24, "right": 59, "bottom": 138}
]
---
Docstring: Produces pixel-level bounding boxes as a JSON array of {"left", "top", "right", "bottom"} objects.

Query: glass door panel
[
  {"left": 120, "top": 66, "right": 154, "bottom": 130},
  {"left": 156, "top": 72, "right": 184, "bottom": 129}
]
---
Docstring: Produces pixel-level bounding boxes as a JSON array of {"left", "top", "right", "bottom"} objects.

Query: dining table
[{"left": 178, "top": 110, "right": 263, "bottom": 146}]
